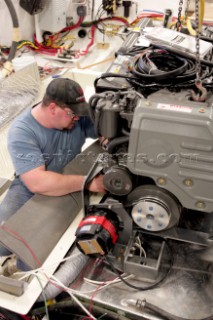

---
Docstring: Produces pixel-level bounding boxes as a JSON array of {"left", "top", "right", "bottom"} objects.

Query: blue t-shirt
[{"left": 8, "top": 107, "right": 96, "bottom": 175}]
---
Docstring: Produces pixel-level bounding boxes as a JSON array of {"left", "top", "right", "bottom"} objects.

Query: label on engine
[{"left": 157, "top": 103, "right": 193, "bottom": 113}]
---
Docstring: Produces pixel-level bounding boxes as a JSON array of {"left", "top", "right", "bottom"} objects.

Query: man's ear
[{"left": 49, "top": 102, "right": 57, "bottom": 115}]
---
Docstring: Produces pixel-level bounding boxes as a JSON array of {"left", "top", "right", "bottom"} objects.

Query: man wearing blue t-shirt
[{"left": 0, "top": 78, "right": 105, "bottom": 259}]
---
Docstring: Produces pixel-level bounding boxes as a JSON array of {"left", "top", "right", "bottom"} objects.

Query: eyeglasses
[
  {"left": 66, "top": 111, "right": 77, "bottom": 118},
  {"left": 57, "top": 104, "right": 79, "bottom": 119}
]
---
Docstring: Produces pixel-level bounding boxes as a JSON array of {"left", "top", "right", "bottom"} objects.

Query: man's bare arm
[{"left": 20, "top": 166, "right": 105, "bottom": 196}]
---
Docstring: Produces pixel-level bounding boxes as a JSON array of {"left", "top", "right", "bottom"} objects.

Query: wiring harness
[{"left": 130, "top": 48, "right": 189, "bottom": 81}]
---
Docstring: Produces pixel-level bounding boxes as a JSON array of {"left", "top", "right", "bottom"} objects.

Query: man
[{"left": 0, "top": 77, "right": 105, "bottom": 258}]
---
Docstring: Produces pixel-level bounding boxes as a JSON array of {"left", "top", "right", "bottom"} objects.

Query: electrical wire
[
  {"left": 26, "top": 15, "right": 85, "bottom": 57},
  {"left": 131, "top": 12, "right": 164, "bottom": 26},
  {"left": 93, "top": 72, "right": 134, "bottom": 90},
  {"left": 81, "top": 273, "right": 134, "bottom": 320},
  {"left": 104, "top": 238, "right": 173, "bottom": 291},
  {"left": 35, "top": 275, "right": 50, "bottom": 320},
  {"left": 83, "top": 273, "right": 134, "bottom": 287},
  {"left": 0, "top": 223, "right": 98, "bottom": 320},
  {"left": 47, "top": 273, "right": 97, "bottom": 320},
  {"left": 134, "top": 235, "right": 146, "bottom": 258},
  {"left": 130, "top": 49, "right": 189, "bottom": 81},
  {"left": 20, "top": 267, "right": 98, "bottom": 320},
  {"left": 16, "top": 251, "right": 84, "bottom": 280},
  {"left": 0, "top": 225, "right": 42, "bottom": 268},
  {"left": 94, "top": 43, "right": 212, "bottom": 91},
  {"left": 31, "top": 299, "right": 131, "bottom": 320}
]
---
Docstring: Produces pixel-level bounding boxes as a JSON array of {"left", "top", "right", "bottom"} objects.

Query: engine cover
[{"left": 127, "top": 89, "right": 213, "bottom": 212}]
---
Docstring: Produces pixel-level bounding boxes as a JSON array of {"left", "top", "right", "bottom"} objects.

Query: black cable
[
  {"left": 93, "top": 64, "right": 212, "bottom": 94},
  {"left": 4, "top": 0, "right": 19, "bottom": 61},
  {"left": 131, "top": 49, "right": 189, "bottom": 81},
  {"left": 173, "top": 58, "right": 196, "bottom": 83},
  {"left": 104, "top": 238, "right": 174, "bottom": 291},
  {"left": 117, "top": 44, "right": 213, "bottom": 87},
  {"left": 153, "top": 44, "right": 213, "bottom": 68},
  {"left": 94, "top": 72, "right": 135, "bottom": 90},
  {"left": 94, "top": 53, "right": 194, "bottom": 90}
]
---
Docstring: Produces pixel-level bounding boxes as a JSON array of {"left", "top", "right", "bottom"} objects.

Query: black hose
[
  {"left": 4, "top": 0, "right": 19, "bottom": 61},
  {"left": 88, "top": 94, "right": 103, "bottom": 122},
  {"left": 122, "top": 128, "right": 130, "bottom": 136},
  {"left": 107, "top": 136, "right": 129, "bottom": 154}
]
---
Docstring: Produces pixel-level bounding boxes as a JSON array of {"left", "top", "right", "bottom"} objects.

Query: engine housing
[{"left": 127, "top": 89, "right": 213, "bottom": 212}]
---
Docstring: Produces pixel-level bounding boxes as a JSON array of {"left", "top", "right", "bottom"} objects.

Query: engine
[
  {"left": 86, "top": 87, "right": 213, "bottom": 220},
  {"left": 75, "top": 24, "right": 213, "bottom": 277}
]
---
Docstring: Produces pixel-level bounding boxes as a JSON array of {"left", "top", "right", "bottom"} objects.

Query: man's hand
[
  {"left": 99, "top": 136, "right": 108, "bottom": 148},
  {"left": 87, "top": 174, "right": 106, "bottom": 193}
]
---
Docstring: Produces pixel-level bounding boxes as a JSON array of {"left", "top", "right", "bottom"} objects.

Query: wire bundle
[
  {"left": 130, "top": 49, "right": 188, "bottom": 81},
  {"left": 123, "top": 45, "right": 213, "bottom": 90}
]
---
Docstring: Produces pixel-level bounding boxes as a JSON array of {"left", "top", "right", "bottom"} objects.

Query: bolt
[
  {"left": 157, "top": 177, "right": 167, "bottom": 185},
  {"left": 183, "top": 178, "right": 193, "bottom": 187},
  {"left": 198, "top": 108, "right": 206, "bottom": 113},
  {"left": 195, "top": 201, "right": 206, "bottom": 209}
]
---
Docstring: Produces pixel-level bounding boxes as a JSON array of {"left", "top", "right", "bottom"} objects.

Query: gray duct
[{"left": 37, "top": 248, "right": 90, "bottom": 301}]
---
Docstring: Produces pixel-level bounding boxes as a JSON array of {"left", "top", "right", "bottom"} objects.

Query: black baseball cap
[{"left": 45, "top": 78, "right": 89, "bottom": 116}]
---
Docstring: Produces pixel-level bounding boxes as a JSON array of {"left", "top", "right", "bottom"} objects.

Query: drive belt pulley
[{"left": 127, "top": 185, "right": 181, "bottom": 232}]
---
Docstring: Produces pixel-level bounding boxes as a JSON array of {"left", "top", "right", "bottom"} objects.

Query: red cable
[
  {"left": 61, "top": 15, "right": 84, "bottom": 33},
  {"left": 81, "top": 274, "right": 120, "bottom": 320},
  {"left": 48, "top": 15, "right": 84, "bottom": 45},
  {"left": 32, "top": 16, "right": 85, "bottom": 56},
  {"left": 0, "top": 225, "right": 42, "bottom": 267},
  {"left": 99, "top": 16, "right": 129, "bottom": 26},
  {"left": 75, "top": 24, "right": 96, "bottom": 58}
]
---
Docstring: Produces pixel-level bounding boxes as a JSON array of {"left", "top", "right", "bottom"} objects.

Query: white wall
[
  {"left": 0, "top": 0, "right": 34, "bottom": 47},
  {"left": 0, "top": 0, "right": 188, "bottom": 47}
]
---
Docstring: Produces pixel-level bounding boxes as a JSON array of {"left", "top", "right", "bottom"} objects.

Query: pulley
[
  {"left": 103, "top": 165, "right": 133, "bottom": 196},
  {"left": 127, "top": 185, "right": 181, "bottom": 232}
]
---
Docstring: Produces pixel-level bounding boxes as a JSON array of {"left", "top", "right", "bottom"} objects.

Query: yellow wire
[
  {"left": 199, "top": 0, "right": 205, "bottom": 31},
  {"left": 17, "top": 41, "right": 39, "bottom": 50},
  {"left": 170, "top": 0, "right": 205, "bottom": 34},
  {"left": 186, "top": 18, "right": 196, "bottom": 35}
]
